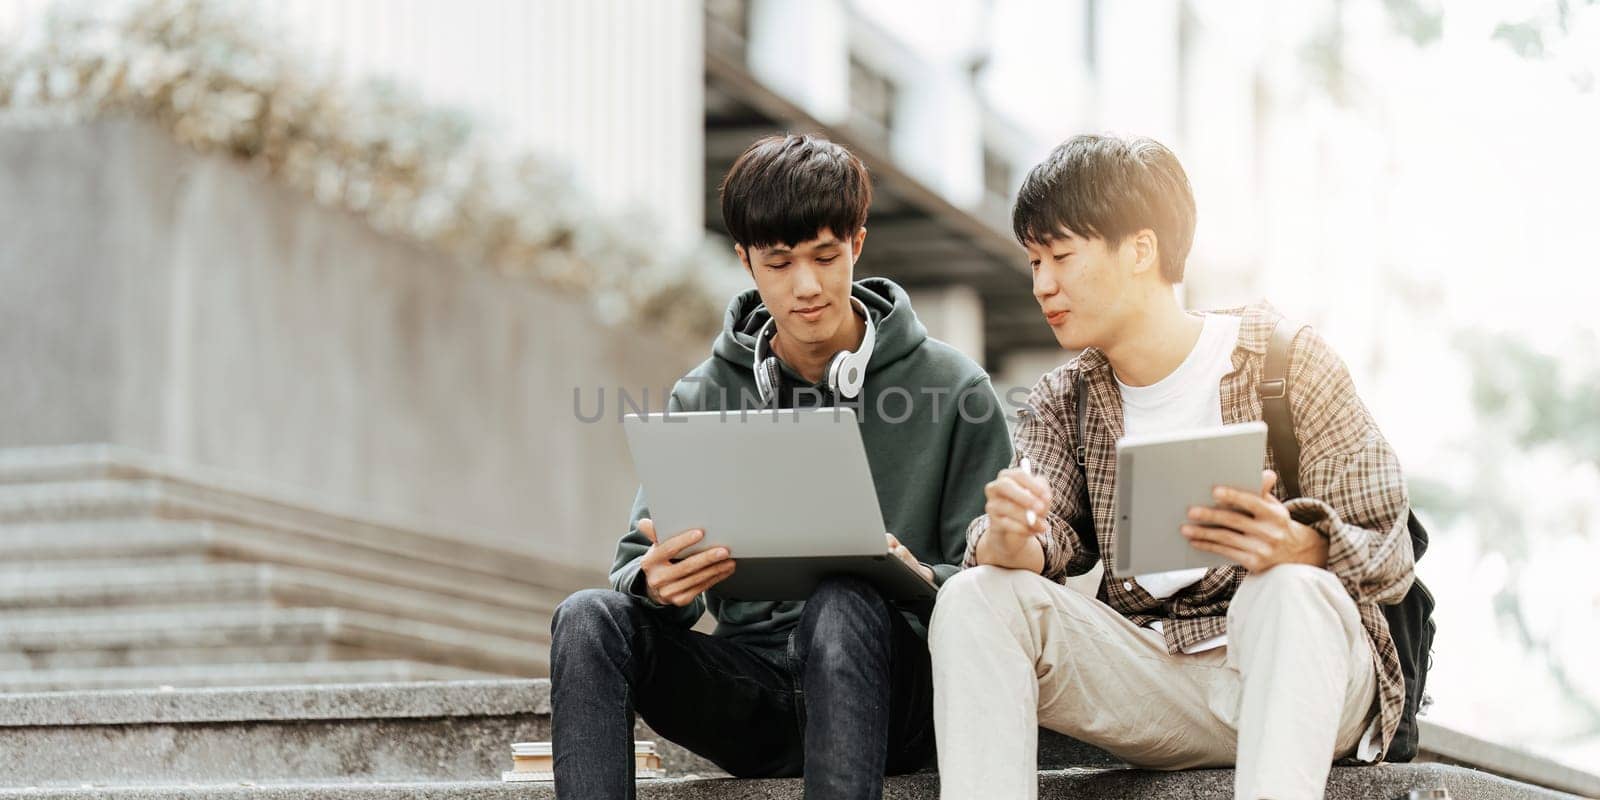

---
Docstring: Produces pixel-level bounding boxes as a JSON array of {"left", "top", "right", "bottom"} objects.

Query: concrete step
[
  {"left": 0, "top": 560, "right": 552, "bottom": 646},
  {"left": 0, "top": 520, "right": 213, "bottom": 563},
  {"left": 0, "top": 450, "right": 590, "bottom": 687},
  {"left": 0, "top": 446, "right": 600, "bottom": 600},
  {"left": 1, "top": 680, "right": 1589, "bottom": 798},
  {"left": 0, "top": 678, "right": 1105, "bottom": 787},
  {"left": 0, "top": 766, "right": 1580, "bottom": 800},
  {"left": 0, "top": 661, "right": 500, "bottom": 692},
  {"left": 0, "top": 553, "right": 214, "bottom": 574},
  {"left": 0, "top": 606, "right": 543, "bottom": 675},
  {"left": 0, "top": 518, "right": 573, "bottom": 618},
  {"left": 0, "top": 457, "right": 601, "bottom": 604},
  {"left": 0, "top": 679, "right": 715, "bottom": 788}
]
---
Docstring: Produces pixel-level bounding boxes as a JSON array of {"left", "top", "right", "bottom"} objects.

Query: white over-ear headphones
[{"left": 752, "top": 295, "right": 877, "bottom": 406}]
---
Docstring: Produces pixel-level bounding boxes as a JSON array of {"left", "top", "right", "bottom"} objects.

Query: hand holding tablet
[
  {"left": 1112, "top": 422, "right": 1269, "bottom": 575},
  {"left": 1180, "top": 469, "right": 1331, "bottom": 573}
]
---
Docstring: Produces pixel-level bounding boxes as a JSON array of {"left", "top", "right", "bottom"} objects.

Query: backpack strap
[
  {"left": 1073, "top": 370, "right": 1088, "bottom": 467},
  {"left": 1260, "top": 320, "right": 1308, "bottom": 499}
]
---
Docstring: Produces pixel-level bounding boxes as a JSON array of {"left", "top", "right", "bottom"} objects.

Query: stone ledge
[
  {"left": 10, "top": 680, "right": 1595, "bottom": 793},
  {"left": 1419, "top": 721, "right": 1600, "bottom": 799},
  {"left": 0, "top": 680, "right": 716, "bottom": 785},
  {"left": 0, "top": 680, "right": 549, "bottom": 727},
  {"left": 0, "top": 520, "right": 211, "bottom": 561},
  {"left": 1, "top": 681, "right": 1591, "bottom": 796},
  {"left": 0, "top": 516, "right": 571, "bottom": 620},
  {"left": 0, "top": 560, "right": 552, "bottom": 645},
  {"left": 0, "top": 764, "right": 1582, "bottom": 800},
  {"left": 0, "top": 662, "right": 500, "bottom": 693},
  {"left": 0, "top": 607, "right": 544, "bottom": 677}
]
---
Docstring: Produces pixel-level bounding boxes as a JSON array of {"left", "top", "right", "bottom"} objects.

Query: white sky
[{"left": 868, "top": 0, "right": 1600, "bottom": 341}]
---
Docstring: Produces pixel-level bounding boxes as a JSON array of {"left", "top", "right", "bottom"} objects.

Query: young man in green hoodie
[{"left": 549, "top": 134, "right": 1014, "bottom": 799}]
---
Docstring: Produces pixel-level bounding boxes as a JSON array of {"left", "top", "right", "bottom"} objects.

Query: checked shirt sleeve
[
  {"left": 1282, "top": 330, "right": 1415, "bottom": 605},
  {"left": 963, "top": 369, "right": 1098, "bottom": 582}
]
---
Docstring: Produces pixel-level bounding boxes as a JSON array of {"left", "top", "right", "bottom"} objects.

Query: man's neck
[
  {"left": 1100, "top": 291, "right": 1205, "bottom": 388},
  {"left": 772, "top": 309, "right": 866, "bottom": 384}
]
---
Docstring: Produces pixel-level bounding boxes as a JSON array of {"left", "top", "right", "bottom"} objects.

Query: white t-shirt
[{"left": 1115, "top": 313, "right": 1241, "bottom": 654}]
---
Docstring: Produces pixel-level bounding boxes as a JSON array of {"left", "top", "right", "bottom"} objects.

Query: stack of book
[{"left": 502, "top": 741, "right": 663, "bottom": 782}]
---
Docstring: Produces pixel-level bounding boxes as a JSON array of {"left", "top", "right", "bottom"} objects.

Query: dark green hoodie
[{"left": 608, "top": 277, "right": 1014, "bottom": 644}]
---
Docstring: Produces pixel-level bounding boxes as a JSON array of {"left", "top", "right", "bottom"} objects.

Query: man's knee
[
  {"left": 934, "top": 565, "right": 1047, "bottom": 619},
  {"left": 793, "top": 577, "right": 894, "bottom": 675},
  {"left": 1231, "top": 564, "right": 1352, "bottom": 627},
  {"left": 931, "top": 566, "right": 1055, "bottom": 649},
  {"left": 552, "top": 588, "right": 637, "bottom": 647},
  {"left": 802, "top": 576, "right": 890, "bottom": 641},
  {"left": 1242, "top": 563, "right": 1344, "bottom": 601}
]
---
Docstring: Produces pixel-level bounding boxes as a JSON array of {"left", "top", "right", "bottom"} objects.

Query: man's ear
[
  {"left": 734, "top": 243, "right": 752, "bottom": 275},
  {"left": 851, "top": 227, "right": 868, "bottom": 261},
  {"left": 1128, "top": 229, "right": 1160, "bottom": 277}
]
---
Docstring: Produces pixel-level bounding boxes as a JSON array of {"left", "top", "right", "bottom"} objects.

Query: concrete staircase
[
  {"left": 0, "top": 446, "right": 598, "bottom": 691},
  {"left": 1, "top": 447, "right": 1596, "bottom": 797},
  {"left": 1, "top": 680, "right": 1593, "bottom": 799}
]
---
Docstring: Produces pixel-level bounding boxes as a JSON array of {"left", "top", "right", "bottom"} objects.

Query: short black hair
[
  {"left": 719, "top": 133, "right": 872, "bottom": 250},
  {"left": 1012, "top": 134, "right": 1196, "bottom": 283}
]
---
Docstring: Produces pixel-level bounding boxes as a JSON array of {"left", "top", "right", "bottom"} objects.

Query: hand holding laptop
[
  {"left": 623, "top": 408, "right": 937, "bottom": 602},
  {"left": 637, "top": 519, "right": 737, "bottom": 607},
  {"left": 886, "top": 534, "right": 934, "bottom": 583}
]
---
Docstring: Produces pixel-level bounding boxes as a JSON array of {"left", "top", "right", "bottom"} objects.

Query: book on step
[{"left": 501, "top": 741, "right": 663, "bottom": 782}]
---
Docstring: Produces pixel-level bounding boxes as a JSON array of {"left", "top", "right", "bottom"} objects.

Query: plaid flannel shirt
[{"left": 963, "top": 303, "right": 1416, "bottom": 754}]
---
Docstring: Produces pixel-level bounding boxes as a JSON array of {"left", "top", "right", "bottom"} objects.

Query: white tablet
[
  {"left": 1111, "top": 422, "right": 1268, "bottom": 576},
  {"left": 621, "top": 407, "right": 935, "bottom": 602}
]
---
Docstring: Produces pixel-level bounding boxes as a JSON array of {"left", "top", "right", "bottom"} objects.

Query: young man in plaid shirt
[{"left": 929, "top": 135, "right": 1415, "bottom": 800}]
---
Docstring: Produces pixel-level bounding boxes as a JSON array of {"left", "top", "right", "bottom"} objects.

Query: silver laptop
[{"left": 621, "top": 407, "right": 935, "bottom": 601}]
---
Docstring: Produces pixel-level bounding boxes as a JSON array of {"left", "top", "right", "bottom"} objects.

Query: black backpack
[{"left": 1260, "top": 320, "right": 1435, "bottom": 762}]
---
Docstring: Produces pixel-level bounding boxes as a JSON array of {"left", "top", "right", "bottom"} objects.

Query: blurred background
[{"left": 1, "top": 0, "right": 1597, "bottom": 780}]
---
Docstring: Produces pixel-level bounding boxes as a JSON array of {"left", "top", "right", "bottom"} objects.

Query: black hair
[
  {"left": 1012, "top": 134, "right": 1196, "bottom": 283},
  {"left": 719, "top": 133, "right": 872, "bottom": 251}
]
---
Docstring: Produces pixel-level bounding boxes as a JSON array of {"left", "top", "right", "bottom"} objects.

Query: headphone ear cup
[
  {"left": 829, "top": 351, "right": 866, "bottom": 399},
  {"left": 835, "top": 296, "right": 874, "bottom": 400},
  {"left": 758, "top": 358, "right": 782, "bottom": 406}
]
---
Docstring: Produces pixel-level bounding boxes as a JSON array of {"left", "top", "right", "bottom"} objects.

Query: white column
[
  {"left": 745, "top": 0, "right": 850, "bottom": 124},
  {"left": 908, "top": 286, "right": 986, "bottom": 366}
]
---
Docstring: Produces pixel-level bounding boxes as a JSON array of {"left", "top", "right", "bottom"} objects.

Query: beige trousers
[{"left": 930, "top": 564, "right": 1377, "bottom": 800}]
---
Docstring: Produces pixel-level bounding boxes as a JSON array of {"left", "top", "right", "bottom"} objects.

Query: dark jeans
[{"left": 549, "top": 576, "right": 935, "bottom": 799}]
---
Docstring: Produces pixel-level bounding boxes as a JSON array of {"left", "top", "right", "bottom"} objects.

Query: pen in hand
[{"left": 1020, "top": 456, "right": 1037, "bottom": 528}]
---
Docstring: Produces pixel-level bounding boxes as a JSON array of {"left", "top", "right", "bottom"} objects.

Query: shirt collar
[{"left": 1070, "top": 301, "right": 1283, "bottom": 375}]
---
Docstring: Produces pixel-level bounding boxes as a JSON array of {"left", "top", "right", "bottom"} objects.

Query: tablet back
[
  {"left": 622, "top": 407, "right": 887, "bottom": 559},
  {"left": 1112, "top": 422, "right": 1267, "bottom": 576}
]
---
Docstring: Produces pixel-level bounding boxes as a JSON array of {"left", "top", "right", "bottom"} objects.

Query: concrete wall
[
  {"left": 0, "top": 118, "right": 709, "bottom": 572},
  {"left": 263, "top": 0, "right": 707, "bottom": 246}
]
